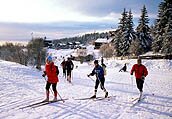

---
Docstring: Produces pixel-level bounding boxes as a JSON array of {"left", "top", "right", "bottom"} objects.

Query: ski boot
[
  {"left": 90, "top": 95, "right": 96, "bottom": 99},
  {"left": 52, "top": 97, "right": 57, "bottom": 102},
  {"left": 43, "top": 98, "right": 49, "bottom": 102},
  {"left": 52, "top": 91, "right": 58, "bottom": 102},
  {"left": 138, "top": 91, "right": 143, "bottom": 101},
  {"left": 105, "top": 91, "right": 108, "bottom": 98},
  {"left": 43, "top": 91, "right": 49, "bottom": 102}
]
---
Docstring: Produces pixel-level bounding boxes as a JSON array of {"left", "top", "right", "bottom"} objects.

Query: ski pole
[
  {"left": 71, "top": 70, "right": 73, "bottom": 82},
  {"left": 44, "top": 77, "right": 65, "bottom": 102},
  {"left": 87, "top": 72, "right": 106, "bottom": 89},
  {"left": 88, "top": 75, "right": 105, "bottom": 90},
  {"left": 87, "top": 75, "right": 95, "bottom": 82},
  {"left": 144, "top": 81, "right": 154, "bottom": 95},
  {"left": 131, "top": 76, "right": 134, "bottom": 92},
  {"left": 88, "top": 76, "right": 104, "bottom": 88},
  {"left": 89, "top": 73, "right": 108, "bottom": 97},
  {"left": 57, "top": 91, "right": 65, "bottom": 102}
]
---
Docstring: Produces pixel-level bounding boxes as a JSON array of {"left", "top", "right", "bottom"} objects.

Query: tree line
[
  {"left": 113, "top": 0, "right": 171, "bottom": 57},
  {"left": 0, "top": 38, "right": 46, "bottom": 70},
  {"left": 0, "top": 0, "right": 171, "bottom": 65},
  {"left": 54, "top": 0, "right": 172, "bottom": 58}
]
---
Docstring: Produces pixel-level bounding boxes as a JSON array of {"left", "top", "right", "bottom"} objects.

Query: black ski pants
[
  {"left": 136, "top": 79, "right": 144, "bottom": 92},
  {"left": 67, "top": 69, "right": 72, "bottom": 78},
  {"left": 63, "top": 68, "right": 66, "bottom": 77},
  {"left": 46, "top": 81, "right": 57, "bottom": 92},
  {"left": 95, "top": 77, "right": 105, "bottom": 92}
]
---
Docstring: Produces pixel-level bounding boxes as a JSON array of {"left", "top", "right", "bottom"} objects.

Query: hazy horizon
[{"left": 0, "top": 0, "right": 161, "bottom": 43}]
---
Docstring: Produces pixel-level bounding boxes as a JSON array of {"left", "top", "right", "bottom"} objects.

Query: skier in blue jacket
[{"left": 88, "top": 60, "right": 108, "bottom": 98}]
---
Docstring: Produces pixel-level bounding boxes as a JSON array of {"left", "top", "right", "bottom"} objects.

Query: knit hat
[
  {"left": 47, "top": 56, "right": 53, "bottom": 62},
  {"left": 94, "top": 60, "right": 99, "bottom": 64},
  {"left": 137, "top": 57, "right": 142, "bottom": 64}
]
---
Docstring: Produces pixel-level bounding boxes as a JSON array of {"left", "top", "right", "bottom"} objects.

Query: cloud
[
  {"left": 0, "top": 0, "right": 161, "bottom": 23},
  {"left": 0, "top": 21, "right": 114, "bottom": 42},
  {"left": 54, "top": 0, "right": 161, "bottom": 16},
  {"left": 0, "top": 0, "right": 161, "bottom": 43}
]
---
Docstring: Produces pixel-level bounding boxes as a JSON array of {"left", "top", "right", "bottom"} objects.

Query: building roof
[
  {"left": 75, "top": 41, "right": 80, "bottom": 44},
  {"left": 95, "top": 38, "right": 113, "bottom": 43}
]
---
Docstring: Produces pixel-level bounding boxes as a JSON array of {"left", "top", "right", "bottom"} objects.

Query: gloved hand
[
  {"left": 42, "top": 74, "right": 46, "bottom": 77},
  {"left": 131, "top": 72, "right": 133, "bottom": 75},
  {"left": 43, "top": 71, "right": 46, "bottom": 74},
  {"left": 141, "top": 76, "right": 145, "bottom": 81},
  {"left": 42, "top": 71, "right": 46, "bottom": 77},
  {"left": 87, "top": 74, "right": 90, "bottom": 77}
]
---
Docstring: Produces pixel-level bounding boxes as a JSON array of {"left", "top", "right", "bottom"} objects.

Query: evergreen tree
[
  {"left": 114, "top": 8, "right": 128, "bottom": 56},
  {"left": 150, "top": 24, "right": 160, "bottom": 53},
  {"left": 114, "top": 9, "right": 136, "bottom": 56},
  {"left": 117, "top": 8, "right": 132, "bottom": 56},
  {"left": 118, "top": 8, "right": 128, "bottom": 32},
  {"left": 161, "top": 19, "right": 172, "bottom": 54},
  {"left": 118, "top": 8, "right": 128, "bottom": 56},
  {"left": 152, "top": 1, "right": 166, "bottom": 53},
  {"left": 127, "top": 9, "right": 135, "bottom": 38},
  {"left": 152, "top": 0, "right": 172, "bottom": 54},
  {"left": 127, "top": 9, "right": 137, "bottom": 55},
  {"left": 161, "top": 0, "right": 172, "bottom": 54},
  {"left": 136, "top": 5, "right": 152, "bottom": 54},
  {"left": 113, "top": 30, "right": 122, "bottom": 56},
  {"left": 120, "top": 30, "right": 130, "bottom": 56}
]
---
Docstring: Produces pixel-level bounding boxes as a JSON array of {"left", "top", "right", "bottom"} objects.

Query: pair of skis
[
  {"left": 19, "top": 99, "right": 68, "bottom": 109},
  {"left": 130, "top": 96, "right": 146, "bottom": 107},
  {"left": 19, "top": 96, "right": 114, "bottom": 109},
  {"left": 19, "top": 95, "right": 143, "bottom": 109},
  {"left": 74, "top": 95, "right": 115, "bottom": 101}
]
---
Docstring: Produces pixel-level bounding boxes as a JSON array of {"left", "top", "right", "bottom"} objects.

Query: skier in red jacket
[
  {"left": 131, "top": 58, "right": 148, "bottom": 99},
  {"left": 42, "top": 56, "right": 59, "bottom": 102}
]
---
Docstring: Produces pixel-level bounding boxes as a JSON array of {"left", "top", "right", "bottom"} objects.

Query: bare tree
[
  {"left": 129, "top": 37, "right": 143, "bottom": 56},
  {"left": 100, "top": 44, "right": 114, "bottom": 58},
  {"left": 0, "top": 43, "right": 28, "bottom": 65},
  {"left": 27, "top": 38, "right": 46, "bottom": 70}
]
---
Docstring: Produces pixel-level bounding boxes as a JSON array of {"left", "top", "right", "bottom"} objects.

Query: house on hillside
[
  {"left": 73, "top": 41, "right": 81, "bottom": 49},
  {"left": 56, "top": 43, "right": 67, "bottom": 49},
  {"left": 73, "top": 41, "right": 81, "bottom": 45},
  {"left": 67, "top": 42, "right": 74, "bottom": 49},
  {"left": 94, "top": 37, "right": 113, "bottom": 49},
  {"left": 44, "top": 39, "right": 54, "bottom": 48}
]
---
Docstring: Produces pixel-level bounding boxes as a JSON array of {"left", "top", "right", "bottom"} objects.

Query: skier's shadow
[
  {"left": 134, "top": 94, "right": 172, "bottom": 117},
  {"left": 49, "top": 100, "right": 105, "bottom": 119}
]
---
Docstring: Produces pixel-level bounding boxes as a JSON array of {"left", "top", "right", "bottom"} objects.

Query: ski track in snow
[{"left": 0, "top": 49, "right": 172, "bottom": 119}]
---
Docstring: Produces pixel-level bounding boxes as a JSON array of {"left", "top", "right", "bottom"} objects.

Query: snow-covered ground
[{"left": 0, "top": 49, "right": 172, "bottom": 119}]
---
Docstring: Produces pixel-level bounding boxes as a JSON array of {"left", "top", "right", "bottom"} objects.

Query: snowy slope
[{"left": 0, "top": 49, "right": 172, "bottom": 119}]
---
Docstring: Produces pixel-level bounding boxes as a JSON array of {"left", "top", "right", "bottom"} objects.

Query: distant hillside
[{"left": 53, "top": 32, "right": 109, "bottom": 46}]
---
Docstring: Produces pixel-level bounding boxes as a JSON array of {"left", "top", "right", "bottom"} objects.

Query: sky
[{"left": 0, "top": 0, "right": 161, "bottom": 44}]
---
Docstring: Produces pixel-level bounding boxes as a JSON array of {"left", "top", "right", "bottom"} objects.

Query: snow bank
[{"left": 0, "top": 49, "right": 171, "bottom": 119}]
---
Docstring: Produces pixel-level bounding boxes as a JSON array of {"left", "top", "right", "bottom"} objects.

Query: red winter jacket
[
  {"left": 131, "top": 64, "right": 148, "bottom": 79},
  {"left": 45, "top": 62, "right": 59, "bottom": 83}
]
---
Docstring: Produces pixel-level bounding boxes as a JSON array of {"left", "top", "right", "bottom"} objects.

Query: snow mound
[{"left": 0, "top": 49, "right": 171, "bottom": 119}]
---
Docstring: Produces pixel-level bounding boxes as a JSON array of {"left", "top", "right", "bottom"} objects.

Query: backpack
[
  {"left": 102, "top": 66, "right": 107, "bottom": 75},
  {"left": 55, "top": 65, "right": 59, "bottom": 75},
  {"left": 102, "top": 63, "right": 107, "bottom": 75}
]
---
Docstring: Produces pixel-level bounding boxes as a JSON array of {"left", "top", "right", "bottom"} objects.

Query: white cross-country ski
[
  {"left": 130, "top": 96, "right": 146, "bottom": 108},
  {"left": 19, "top": 98, "right": 68, "bottom": 109},
  {"left": 74, "top": 95, "right": 115, "bottom": 101}
]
